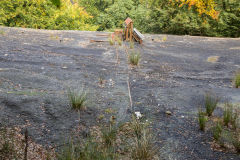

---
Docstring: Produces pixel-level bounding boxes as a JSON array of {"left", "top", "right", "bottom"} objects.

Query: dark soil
[{"left": 0, "top": 26, "right": 240, "bottom": 159}]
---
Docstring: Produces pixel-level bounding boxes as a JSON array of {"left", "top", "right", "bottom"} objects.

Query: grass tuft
[
  {"left": 223, "top": 103, "right": 238, "bottom": 128},
  {"left": 129, "top": 51, "right": 140, "bottom": 66},
  {"left": 68, "top": 89, "right": 87, "bottom": 111},
  {"left": 131, "top": 129, "right": 157, "bottom": 160},
  {"left": 130, "top": 41, "right": 134, "bottom": 49},
  {"left": 212, "top": 122, "right": 222, "bottom": 141},
  {"left": 109, "top": 38, "right": 115, "bottom": 46},
  {"left": 232, "top": 134, "right": 240, "bottom": 153},
  {"left": 198, "top": 109, "right": 208, "bottom": 131},
  {"left": 234, "top": 71, "right": 240, "bottom": 88},
  {"left": 205, "top": 92, "right": 218, "bottom": 116}
]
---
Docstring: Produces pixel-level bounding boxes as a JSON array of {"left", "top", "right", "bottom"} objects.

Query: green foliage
[
  {"left": 198, "top": 109, "right": 207, "bottom": 131},
  {"left": 205, "top": 92, "right": 218, "bottom": 116},
  {"left": 0, "top": 0, "right": 98, "bottom": 30},
  {"left": 0, "top": 0, "right": 239, "bottom": 37}
]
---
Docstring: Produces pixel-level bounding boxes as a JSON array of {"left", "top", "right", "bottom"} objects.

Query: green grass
[
  {"left": 102, "top": 126, "right": 117, "bottom": 147},
  {"left": 205, "top": 92, "right": 218, "bottom": 116},
  {"left": 129, "top": 51, "right": 140, "bottom": 66},
  {"left": 131, "top": 115, "right": 145, "bottom": 139},
  {"left": 131, "top": 129, "right": 157, "bottom": 160},
  {"left": 212, "top": 122, "right": 223, "bottom": 141},
  {"left": 223, "top": 103, "right": 238, "bottom": 128},
  {"left": 130, "top": 41, "right": 134, "bottom": 49},
  {"left": 234, "top": 71, "right": 240, "bottom": 88},
  {"left": 198, "top": 109, "right": 207, "bottom": 131},
  {"left": 68, "top": 89, "right": 87, "bottom": 111},
  {"left": 109, "top": 38, "right": 115, "bottom": 46}
]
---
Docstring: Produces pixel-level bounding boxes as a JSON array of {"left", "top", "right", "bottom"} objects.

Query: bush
[
  {"left": 0, "top": 0, "right": 98, "bottom": 30},
  {"left": 198, "top": 109, "right": 207, "bottom": 131},
  {"left": 205, "top": 92, "right": 218, "bottom": 116}
]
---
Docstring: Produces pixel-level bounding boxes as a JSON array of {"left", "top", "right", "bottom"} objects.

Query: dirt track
[{"left": 0, "top": 26, "right": 240, "bottom": 159}]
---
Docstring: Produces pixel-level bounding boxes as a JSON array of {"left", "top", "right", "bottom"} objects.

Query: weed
[
  {"left": 213, "top": 122, "right": 222, "bottom": 141},
  {"left": 131, "top": 129, "right": 157, "bottom": 160},
  {"left": 198, "top": 109, "right": 207, "bottom": 131},
  {"left": 68, "top": 89, "right": 87, "bottom": 111},
  {"left": 130, "top": 41, "right": 134, "bottom": 49},
  {"left": 205, "top": 92, "right": 218, "bottom": 116},
  {"left": 129, "top": 51, "right": 140, "bottom": 66},
  {"left": 234, "top": 71, "right": 240, "bottom": 88}
]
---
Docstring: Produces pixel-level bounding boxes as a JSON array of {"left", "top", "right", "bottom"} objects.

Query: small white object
[
  {"left": 135, "top": 111, "right": 142, "bottom": 119},
  {"left": 181, "top": 115, "right": 184, "bottom": 118},
  {"left": 41, "top": 67, "right": 44, "bottom": 70},
  {"left": 4, "top": 54, "right": 8, "bottom": 56}
]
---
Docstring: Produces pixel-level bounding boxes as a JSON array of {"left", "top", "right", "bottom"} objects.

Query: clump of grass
[
  {"left": 115, "top": 37, "right": 122, "bottom": 46},
  {"left": 68, "top": 89, "right": 87, "bottom": 111},
  {"left": 212, "top": 122, "right": 223, "bottom": 141},
  {"left": 109, "top": 38, "right": 115, "bottom": 46},
  {"left": 131, "top": 115, "right": 145, "bottom": 139},
  {"left": 129, "top": 51, "right": 140, "bottom": 66},
  {"left": 234, "top": 71, "right": 240, "bottom": 88},
  {"left": 198, "top": 109, "right": 208, "bottom": 131},
  {"left": 102, "top": 126, "right": 117, "bottom": 147},
  {"left": 131, "top": 129, "right": 157, "bottom": 160},
  {"left": 232, "top": 134, "right": 240, "bottom": 153},
  {"left": 130, "top": 41, "right": 134, "bottom": 49},
  {"left": 223, "top": 103, "right": 238, "bottom": 128},
  {"left": 205, "top": 92, "right": 218, "bottom": 116}
]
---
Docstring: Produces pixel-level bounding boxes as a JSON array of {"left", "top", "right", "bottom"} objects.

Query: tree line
[{"left": 0, "top": 0, "right": 239, "bottom": 37}]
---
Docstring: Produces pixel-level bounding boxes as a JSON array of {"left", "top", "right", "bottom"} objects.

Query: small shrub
[
  {"left": 131, "top": 129, "right": 157, "bottom": 160},
  {"left": 129, "top": 51, "right": 140, "bottom": 66},
  {"left": 68, "top": 89, "right": 87, "bottom": 111},
  {"left": 212, "top": 122, "right": 222, "bottom": 141},
  {"left": 234, "top": 71, "right": 240, "bottom": 88},
  {"left": 198, "top": 109, "right": 207, "bottom": 131},
  {"left": 205, "top": 92, "right": 218, "bottom": 116}
]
